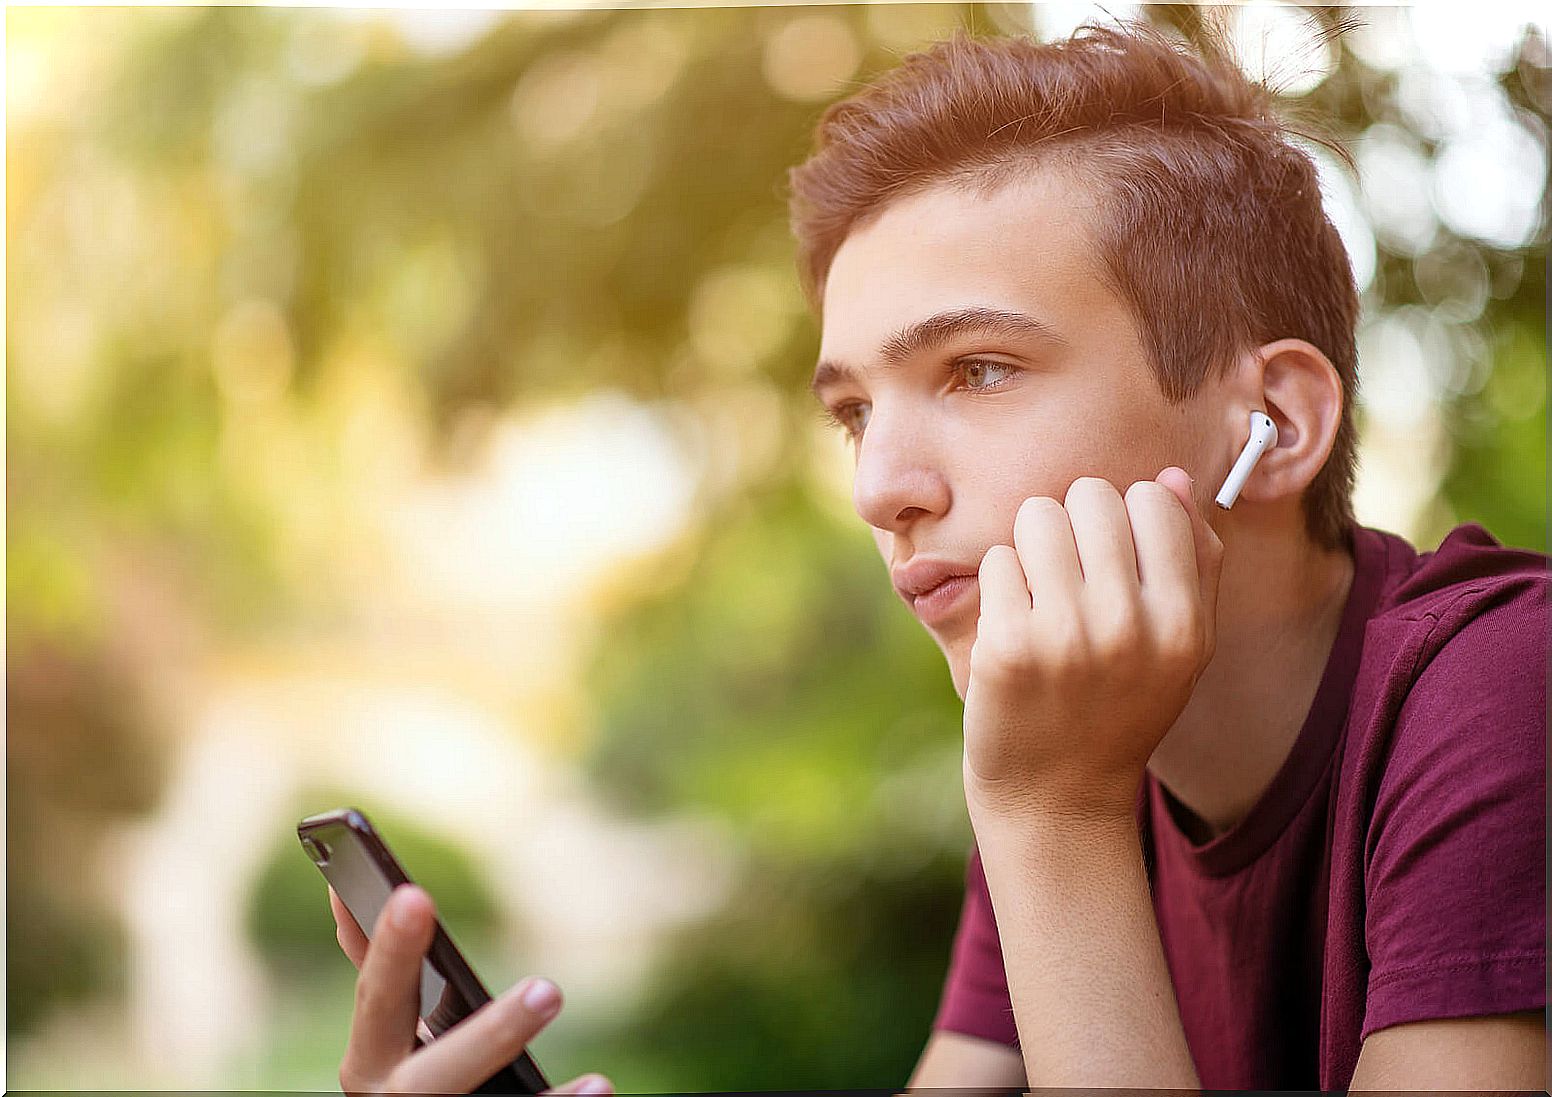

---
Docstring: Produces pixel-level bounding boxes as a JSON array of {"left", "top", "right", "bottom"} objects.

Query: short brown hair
[{"left": 787, "top": 23, "right": 1359, "bottom": 552}]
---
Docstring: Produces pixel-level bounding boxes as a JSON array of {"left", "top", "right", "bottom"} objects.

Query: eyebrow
[{"left": 809, "top": 305, "right": 1068, "bottom": 396}]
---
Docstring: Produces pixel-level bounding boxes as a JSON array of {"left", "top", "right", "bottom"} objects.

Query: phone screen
[
  {"left": 298, "top": 809, "right": 549, "bottom": 1093},
  {"left": 302, "top": 821, "right": 473, "bottom": 1029}
]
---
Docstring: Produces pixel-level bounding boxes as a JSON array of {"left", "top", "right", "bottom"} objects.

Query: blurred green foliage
[
  {"left": 572, "top": 478, "right": 970, "bottom": 1086},
  {"left": 6, "top": 2, "right": 1546, "bottom": 1090},
  {"left": 1441, "top": 293, "right": 1549, "bottom": 552},
  {"left": 579, "top": 850, "right": 969, "bottom": 1091},
  {"left": 584, "top": 482, "right": 965, "bottom": 838}
]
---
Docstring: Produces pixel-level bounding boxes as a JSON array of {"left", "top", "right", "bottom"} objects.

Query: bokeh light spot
[{"left": 761, "top": 15, "right": 861, "bottom": 104}]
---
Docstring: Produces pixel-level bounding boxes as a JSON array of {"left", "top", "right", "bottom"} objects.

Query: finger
[
  {"left": 1155, "top": 465, "right": 1225, "bottom": 606},
  {"left": 975, "top": 543, "right": 1032, "bottom": 648},
  {"left": 1124, "top": 477, "right": 1199, "bottom": 635},
  {"left": 342, "top": 885, "right": 435, "bottom": 1087},
  {"left": 1155, "top": 466, "right": 1225, "bottom": 650},
  {"left": 1063, "top": 476, "right": 1140, "bottom": 594},
  {"left": 389, "top": 976, "right": 565, "bottom": 1094},
  {"left": 329, "top": 887, "right": 369, "bottom": 969},
  {"left": 1010, "top": 494, "right": 1082, "bottom": 617},
  {"left": 543, "top": 1079, "right": 614, "bottom": 1092}
]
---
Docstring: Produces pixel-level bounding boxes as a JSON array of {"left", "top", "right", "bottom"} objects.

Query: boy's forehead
[{"left": 818, "top": 173, "right": 1110, "bottom": 361}]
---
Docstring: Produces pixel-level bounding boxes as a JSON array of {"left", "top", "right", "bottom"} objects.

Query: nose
[{"left": 850, "top": 405, "right": 950, "bottom": 534}]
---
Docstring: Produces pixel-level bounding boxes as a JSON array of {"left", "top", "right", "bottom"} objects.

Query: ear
[{"left": 1229, "top": 338, "right": 1344, "bottom": 507}]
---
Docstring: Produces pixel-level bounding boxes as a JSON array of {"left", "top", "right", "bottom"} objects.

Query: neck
[{"left": 1146, "top": 510, "right": 1355, "bottom": 841}]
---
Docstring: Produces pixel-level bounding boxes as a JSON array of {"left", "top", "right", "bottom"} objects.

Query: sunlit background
[{"left": 6, "top": 1, "right": 1547, "bottom": 1090}]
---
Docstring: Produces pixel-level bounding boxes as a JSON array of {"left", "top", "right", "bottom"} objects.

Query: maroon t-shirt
[{"left": 931, "top": 521, "right": 1548, "bottom": 1089}]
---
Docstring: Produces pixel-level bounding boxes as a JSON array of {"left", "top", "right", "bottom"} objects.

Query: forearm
[{"left": 969, "top": 799, "right": 1200, "bottom": 1088}]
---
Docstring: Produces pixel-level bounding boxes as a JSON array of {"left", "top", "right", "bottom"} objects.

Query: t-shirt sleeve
[
  {"left": 931, "top": 844, "right": 1020, "bottom": 1048},
  {"left": 1361, "top": 581, "right": 1548, "bottom": 1039}
]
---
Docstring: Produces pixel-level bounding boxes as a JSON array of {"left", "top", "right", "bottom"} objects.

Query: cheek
[{"left": 968, "top": 400, "right": 1189, "bottom": 511}]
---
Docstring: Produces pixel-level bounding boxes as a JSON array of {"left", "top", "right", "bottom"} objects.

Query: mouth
[{"left": 910, "top": 574, "right": 979, "bottom": 626}]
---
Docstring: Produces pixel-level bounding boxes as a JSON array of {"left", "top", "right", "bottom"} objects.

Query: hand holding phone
[
  {"left": 301, "top": 808, "right": 612, "bottom": 1096},
  {"left": 329, "top": 883, "right": 613, "bottom": 1097}
]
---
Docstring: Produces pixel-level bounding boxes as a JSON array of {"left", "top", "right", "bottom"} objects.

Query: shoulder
[
  {"left": 1366, "top": 521, "right": 1547, "bottom": 629},
  {"left": 1347, "top": 522, "right": 1545, "bottom": 881},
  {"left": 1370, "top": 525, "right": 1545, "bottom": 811},
  {"left": 1351, "top": 522, "right": 1545, "bottom": 754},
  {"left": 1382, "top": 523, "right": 1545, "bottom": 754}
]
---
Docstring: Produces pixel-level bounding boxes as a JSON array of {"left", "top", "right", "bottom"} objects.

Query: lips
[
  {"left": 907, "top": 573, "right": 979, "bottom": 626},
  {"left": 916, "top": 573, "right": 975, "bottom": 599},
  {"left": 890, "top": 556, "right": 982, "bottom": 603}
]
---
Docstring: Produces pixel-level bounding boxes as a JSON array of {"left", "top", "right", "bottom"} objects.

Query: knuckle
[
  {"left": 977, "top": 654, "right": 1022, "bottom": 687},
  {"left": 1089, "top": 624, "right": 1129, "bottom": 662},
  {"left": 1153, "top": 614, "right": 1204, "bottom": 670},
  {"left": 971, "top": 635, "right": 1028, "bottom": 682},
  {"left": 1042, "top": 616, "right": 1086, "bottom": 664},
  {"left": 1162, "top": 633, "right": 1199, "bottom": 674},
  {"left": 1087, "top": 594, "right": 1139, "bottom": 646}
]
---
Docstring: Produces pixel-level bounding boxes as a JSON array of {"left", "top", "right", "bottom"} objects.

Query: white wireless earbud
[{"left": 1215, "top": 410, "right": 1278, "bottom": 510}]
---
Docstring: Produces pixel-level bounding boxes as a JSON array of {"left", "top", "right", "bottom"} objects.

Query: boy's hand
[
  {"left": 329, "top": 884, "right": 614, "bottom": 1096},
  {"left": 962, "top": 467, "right": 1223, "bottom": 822}
]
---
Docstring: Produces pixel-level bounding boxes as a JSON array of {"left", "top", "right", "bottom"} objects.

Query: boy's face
[{"left": 813, "top": 169, "right": 1219, "bottom": 699}]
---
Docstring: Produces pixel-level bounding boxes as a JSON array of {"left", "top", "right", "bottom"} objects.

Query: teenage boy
[{"left": 788, "top": 24, "right": 1546, "bottom": 1091}]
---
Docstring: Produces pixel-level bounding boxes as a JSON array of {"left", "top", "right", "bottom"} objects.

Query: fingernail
[
  {"left": 578, "top": 1077, "right": 612, "bottom": 1095},
  {"left": 390, "top": 886, "right": 421, "bottom": 931},
  {"left": 520, "top": 977, "right": 560, "bottom": 1016}
]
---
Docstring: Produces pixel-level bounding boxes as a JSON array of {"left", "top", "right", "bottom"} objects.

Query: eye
[
  {"left": 821, "top": 400, "right": 870, "bottom": 439},
  {"left": 955, "top": 359, "right": 1017, "bottom": 391}
]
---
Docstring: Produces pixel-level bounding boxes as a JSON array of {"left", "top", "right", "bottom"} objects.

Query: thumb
[{"left": 1156, "top": 466, "right": 1224, "bottom": 648}]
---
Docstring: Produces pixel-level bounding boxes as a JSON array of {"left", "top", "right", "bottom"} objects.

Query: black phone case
[{"left": 298, "top": 807, "right": 550, "bottom": 1094}]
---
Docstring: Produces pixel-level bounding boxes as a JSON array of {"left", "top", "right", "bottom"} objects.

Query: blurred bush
[{"left": 6, "top": 643, "right": 167, "bottom": 1033}]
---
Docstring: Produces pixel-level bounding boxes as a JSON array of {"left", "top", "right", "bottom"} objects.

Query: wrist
[
  {"left": 969, "top": 790, "right": 1146, "bottom": 894},
  {"left": 963, "top": 754, "right": 1142, "bottom": 833}
]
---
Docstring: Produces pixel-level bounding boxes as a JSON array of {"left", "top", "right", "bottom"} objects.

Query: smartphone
[{"left": 298, "top": 807, "right": 550, "bottom": 1095}]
